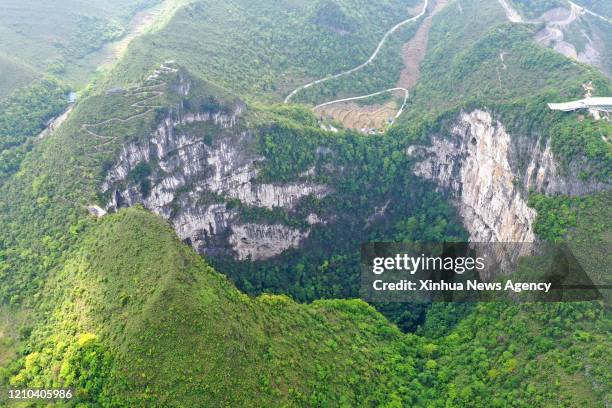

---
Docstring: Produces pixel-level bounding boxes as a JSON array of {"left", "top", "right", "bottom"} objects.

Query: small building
[{"left": 68, "top": 91, "right": 77, "bottom": 103}]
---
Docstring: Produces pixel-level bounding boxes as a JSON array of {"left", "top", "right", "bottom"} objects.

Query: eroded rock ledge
[{"left": 102, "top": 102, "right": 330, "bottom": 260}]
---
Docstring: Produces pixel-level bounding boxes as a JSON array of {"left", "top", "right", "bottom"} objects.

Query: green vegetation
[
  {"left": 1, "top": 208, "right": 609, "bottom": 406},
  {"left": 509, "top": 0, "right": 564, "bottom": 18},
  {"left": 529, "top": 193, "right": 612, "bottom": 288},
  {"left": 389, "top": 0, "right": 610, "bottom": 184},
  {"left": 0, "top": 78, "right": 68, "bottom": 182},
  {"left": 550, "top": 117, "right": 612, "bottom": 182},
  {"left": 0, "top": 54, "right": 37, "bottom": 97},
  {"left": 529, "top": 194, "right": 583, "bottom": 242},
  {"left": 290, "top": 22, "right": 418, "bottom": 104},
  {"left": 398, "top": 22, "right": 607, "bottom": 125},
  {"left": 0, "top": 0, "right": 610, "bottom": 405},
  {"left": 108, "top": 0, "right": 420, "bottom": 101},
  {"left": 0, "top": 0, "right": 164, "bottom": 92},
  {"left": 207, "top": 103, "right": 467, "bottom": 325},
  {"left": 312, "top": 1, "right": 358, "bottom": 34}
]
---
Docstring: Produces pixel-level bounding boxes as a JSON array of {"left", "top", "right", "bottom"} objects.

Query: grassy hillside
[
  {"left": 1, "top": 207, "right": 608, "bottom": 406},
  {"left": 7, "top": 208, "right": 425, "bottom": 406}
]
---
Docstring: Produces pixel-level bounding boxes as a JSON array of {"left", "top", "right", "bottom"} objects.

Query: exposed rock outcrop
[
  {"left": 102, "top": 98, "right": 329, "bottom": 260},
  {"left": 522, "top": 136, "right": 609, "bottom": 195},
  {"left": 409, "top": 110, "right": 536, "bottom": 243},
  {"left": 408, "top": 109, "right": 607, "bottom": 244},
  {"left": 533, "top": 4, "right": 609, "bottom": 77},
  {"left": 229, "top": 224, "right": 309, "bottom": 261}
]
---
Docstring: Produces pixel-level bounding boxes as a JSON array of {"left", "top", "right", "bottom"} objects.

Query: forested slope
[
  {"left": 2, "top": 207, "right": 609, "bottom": 406},
  {"left": 105, "top": 0, "right": 422, "bottom": 101},
  {"left": 0, "top": 64, "right": 608, "bottom": 407}
]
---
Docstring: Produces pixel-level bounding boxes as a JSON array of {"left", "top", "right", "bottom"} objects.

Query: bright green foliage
[
  {"left": 400, "top": 22, "right": 607, "bottom": 125},
  {"left": 549, "top": 118, "right": 612, "bottom": 182},
  {"left": 290, "top": 22, "right": 418, "bottom": 104},
  {"left": 2, "top": 208, "right": 609, "bottom": 406},
  {"left": 529, "top": 194, "right": 583, "bottom": 242},
  {"left": 528, "top": 193, "right": 611, "bottom": 291},
  {"left": 0, "top": 78, "right": 68, "bottom": 181},
  {"left": 109, "top": 0, "right": 420, "bottom": 101},
  {"left": 212, "top": 105, "right": 467, "bottom": 312},
  {"left": 0, "top": 0, "right": 610, "bottom": 405}
]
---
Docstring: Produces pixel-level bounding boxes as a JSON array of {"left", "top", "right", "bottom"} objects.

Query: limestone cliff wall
[
  {"left": 408, "top": 109, "right": 606, "bottom": 244},
  {"left": 102, "top": 101, "right": 329, "bottom": 260}
]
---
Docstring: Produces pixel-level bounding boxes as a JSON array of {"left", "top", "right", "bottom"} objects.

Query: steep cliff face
[
  {"left": 408, "top": 109, "right": 605, "bottom": 243},
  {"left": 102, "top": 95, "right": 330, "bottom": 260},
  {"left": 409, "top": 110, "right": 536, "bottom": 243}
]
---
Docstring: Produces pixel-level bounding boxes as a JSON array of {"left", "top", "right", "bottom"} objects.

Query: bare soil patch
[{"left": 398, "top": 0, "right": 449, "bottom": 89}]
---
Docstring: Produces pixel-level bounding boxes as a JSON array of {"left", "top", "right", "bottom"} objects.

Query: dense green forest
[
  {"left": 289, "top": 22, "right": 419, "bottom": 104},
  {"left": 0, "top": 0, "right": 610, "bottom": 405},
  {"left": 509, "top": 0, "right": 563, "bottom": 18},
  {"left": 0, "top": 79, "right": 68, "bottom": 182},
  {"left": 1, "top": 208, "right": 609, "bottom": 406},
  {"left": 106, "top": 0, "right": 421, "bottom": 101}
]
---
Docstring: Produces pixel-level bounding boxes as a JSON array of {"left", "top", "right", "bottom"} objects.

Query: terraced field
[{"left": 314, "top": 93, "right": 403, "bottom": 132}]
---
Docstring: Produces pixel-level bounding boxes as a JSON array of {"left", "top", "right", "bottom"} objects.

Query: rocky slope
[
  {"left": 408, "top": 109, "right": 606, "bottom": 243},
  {"left": 101, "top": 82, "right": 330, "bottom": 261}
]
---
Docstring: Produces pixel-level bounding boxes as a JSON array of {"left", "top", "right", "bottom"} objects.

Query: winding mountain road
[
  {"left": 314, "top": 87, "right": 410, "bottom": 119},
  {"left": 284, "top": 0, "right": 428, "bottom": 104},
  {"left": 498, "top": 0, "right": 611, "bottom": 25},
  {"left": 81, "top": 83, "right": 164, "bottom": 143},
  {"left": 568, "top": 1, "right": 611, "bottom": 24}
]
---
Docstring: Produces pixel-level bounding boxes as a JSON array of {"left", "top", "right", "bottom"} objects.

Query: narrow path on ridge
[{"left": 81, "top": 64, "right": 176, "bottom": 151}]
